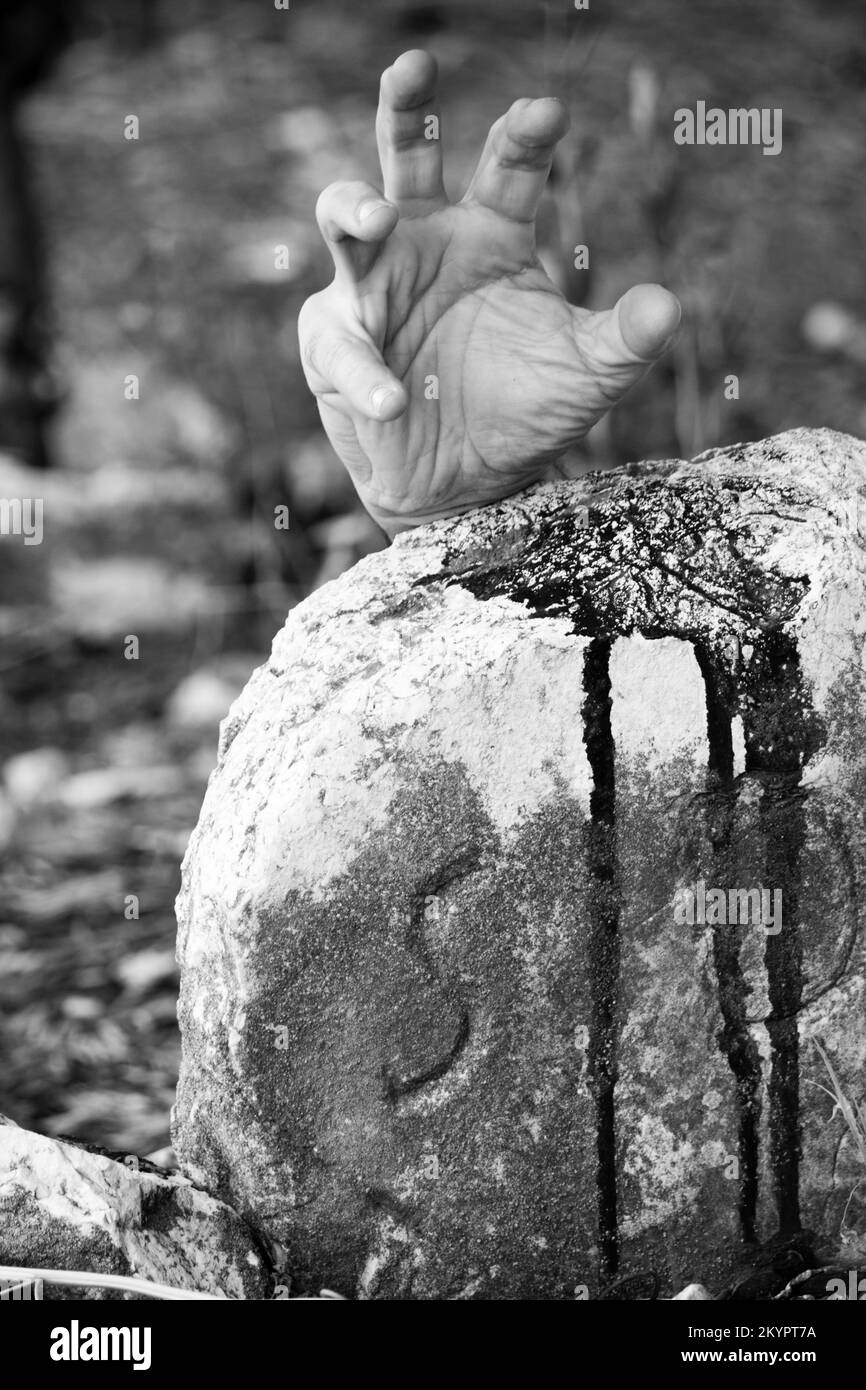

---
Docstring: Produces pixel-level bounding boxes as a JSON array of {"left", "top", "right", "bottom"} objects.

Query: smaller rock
[
  {"left": 672, "top": 1283, "right": 713, "bottom": 1300},
  {"left": 0, "top": 1123, "right": 269, "bottom": 1300}
]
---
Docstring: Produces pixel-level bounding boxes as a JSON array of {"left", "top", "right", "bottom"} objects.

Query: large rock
[
  {"left": 0, "top": 1117, "right": 268, "bottom": 1298},
  {"left": 173, "top": 428, "right": 866, "bottom": 1299}
]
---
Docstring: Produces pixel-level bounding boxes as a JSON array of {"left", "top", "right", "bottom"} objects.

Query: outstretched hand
[{"left": 298, "top": 49, "right": 681, "bottom": 538}]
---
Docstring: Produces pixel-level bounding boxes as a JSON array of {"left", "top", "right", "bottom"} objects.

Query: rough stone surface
[
  {"left": 173, "top": 428, "right": 866, "bottom": 1299},
  {"left": 0, "top": 1116, "right": 269, "bottom": 1298}
]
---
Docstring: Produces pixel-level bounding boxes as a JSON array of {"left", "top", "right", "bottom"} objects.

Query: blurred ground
[{"left": 1, "top": 0, "right": 865, "bottom": 1153}]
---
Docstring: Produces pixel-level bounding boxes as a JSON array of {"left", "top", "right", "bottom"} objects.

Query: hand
[{"left": 298, "top": 49, "right": 681, "bottom": 538}]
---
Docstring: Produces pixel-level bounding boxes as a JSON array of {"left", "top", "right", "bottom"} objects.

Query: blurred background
[{"left": 0, "top": 0, "right": 864, "bottom": 1157}]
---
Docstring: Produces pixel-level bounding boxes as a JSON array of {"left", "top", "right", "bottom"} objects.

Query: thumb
[
  {"left": 579, "top": 283, "right": 681, "bottom": 395},
  {"left": 299, "top": 309, "right": 408, "bottom": 422}
]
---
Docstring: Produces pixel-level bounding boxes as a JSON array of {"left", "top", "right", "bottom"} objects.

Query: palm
[{"left": 300, "top": 51, "right": 680, "bottom": 536}]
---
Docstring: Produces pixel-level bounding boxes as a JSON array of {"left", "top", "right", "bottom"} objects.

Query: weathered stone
[
  {"left": 173, "top": 428, "right": 866, "bottom": 1299},
  {"left": 672, "top": 1282, "right": 713, "bottom": 1300},
  {"left": 0, "top": 1117, "right": 268, "bottom": 1299}
]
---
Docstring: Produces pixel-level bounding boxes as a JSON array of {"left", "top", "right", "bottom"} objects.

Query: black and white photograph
[{"left": 1, "top": 0, "right": 865, "bottom": 1355}]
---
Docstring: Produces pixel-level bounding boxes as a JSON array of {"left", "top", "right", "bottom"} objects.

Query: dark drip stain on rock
[
  {"left": 581, "top": 637, "right": 621, "bottom": 1280},
  {"left": 741, "top": 634, "right": 825, "bottom": 1235},
  {"left": 438, "top": 471, "right": 827, "bottom": 1255},
  {"left": 693, "top": 643, "right": 762, "bottom": 1243}
]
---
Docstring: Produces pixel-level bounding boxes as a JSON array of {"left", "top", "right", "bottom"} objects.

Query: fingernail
[
  {"left": 370, "top": 385, "right": 399, "bottom": 416},
  {"left": 358, "top": 199, "right": 391, "bottom": 223}
]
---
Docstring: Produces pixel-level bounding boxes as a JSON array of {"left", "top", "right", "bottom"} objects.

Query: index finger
[{"left": 375, "top": 49, "right": 447, "bottom": 212}]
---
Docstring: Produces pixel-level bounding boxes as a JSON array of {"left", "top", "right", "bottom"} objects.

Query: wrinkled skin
[{"left": 298, "top": 49, "right": 681, "bottom": 537}]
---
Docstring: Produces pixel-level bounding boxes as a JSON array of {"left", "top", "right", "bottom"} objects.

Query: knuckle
[{"left": 315, "top": 180, "right": 363, "bottom": 222}]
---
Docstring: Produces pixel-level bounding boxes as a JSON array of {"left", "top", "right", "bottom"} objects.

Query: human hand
[{"left": 298, "top": 50, "right": 681, "bottom": 538}]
